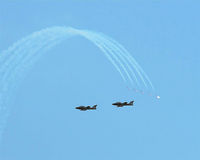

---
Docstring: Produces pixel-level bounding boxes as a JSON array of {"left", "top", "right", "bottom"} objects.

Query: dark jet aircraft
[
  {"left": 76, "top": 105, "right": 97, "bottom": 111},
  {"left": 112, "top": 101, "right": 134, "bottom": 107}
]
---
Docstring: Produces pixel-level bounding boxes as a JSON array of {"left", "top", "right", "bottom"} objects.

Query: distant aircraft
[
  {"left": 76, "top": 105, "right": 97, "bottom": 111},
  {"left": 112, "top": 101, "right": 134, "bottom": 107}
]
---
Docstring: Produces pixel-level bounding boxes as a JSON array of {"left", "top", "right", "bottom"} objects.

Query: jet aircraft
[
  {"left": 112, "top": 101, "right": 134, "bottom": 107},
  {"left": 76, "top": 105, "right": 97, "bottom": 111}
]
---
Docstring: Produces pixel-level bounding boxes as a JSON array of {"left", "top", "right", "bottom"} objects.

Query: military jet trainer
[
  {"left": 112, "top": 101, "right": 134, "bottom": 107},
  {"left": 75, "top": 105, "right": 97, "bottom": 111}
]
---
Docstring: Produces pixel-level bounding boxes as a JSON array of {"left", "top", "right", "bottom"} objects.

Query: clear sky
[{"left": 0, "top": 0, "right": 199, "bottom": 160}]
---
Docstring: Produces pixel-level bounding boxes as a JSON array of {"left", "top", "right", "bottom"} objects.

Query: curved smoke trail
[
  {"left": 96, "top": 32, "right": 155, "bottom": 91},
  {"left": 0, "top": 26, "right": 155, "bottom": 140}
]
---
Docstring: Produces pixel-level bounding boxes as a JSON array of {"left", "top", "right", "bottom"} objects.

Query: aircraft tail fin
[
  {"left": 93, "top": 105, "right": 97, "bottom": 109},
  {"left": 130, "top": 101, "right": 134, "bottom": 105}
]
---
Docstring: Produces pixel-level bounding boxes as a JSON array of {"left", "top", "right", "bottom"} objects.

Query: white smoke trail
[
  {"left": 74, "top": 30, "right": 137, "bottom": 86},
  {"left": 0, "top": 26, "right": 155, "bottom": 140},
  {"left": 79, "top": 30, "right": 141, "bottom": 87},
  {"left": 96, "top": 32, "right": 155, "bottom": 91},
  {"left": 1, "top": 27, "right": 139, "bottom": 93},
  {"left": 1, "top": 28, "right": 128, "bottom": 92}
]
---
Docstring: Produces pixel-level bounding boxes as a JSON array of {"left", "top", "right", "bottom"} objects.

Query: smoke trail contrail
[
  {"left": 75, "top": 30, "right": 138, "bottom": 86},
  {"left": 1, "top": 27, "right": 140, "bottom": 92},
  {"left": 80, "top": 30, "right": 141, "bottom": 87},
  {"left": 0, "top": 26, "right": 155, "bottom": 140},
  {"left": 74, "top": 30, "right": 150, "bottom": 89},
  {"left": 1, "top": 28, "right": 129, "bottom": 92},
  {"left": 96, "top": 32, "right": 155, "bottom": 91}
]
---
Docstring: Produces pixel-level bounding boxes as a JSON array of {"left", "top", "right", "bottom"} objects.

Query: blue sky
[{"left": 0, "top": 1, "right": 199, "bottom": 160}]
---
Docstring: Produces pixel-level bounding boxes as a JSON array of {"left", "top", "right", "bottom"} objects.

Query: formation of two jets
[{"left": 76, "top": 101, "right": 134, "bottom": 111}]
